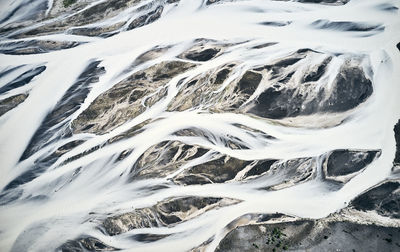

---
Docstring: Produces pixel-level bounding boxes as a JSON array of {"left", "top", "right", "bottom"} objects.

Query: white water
[{"left": 0, "top": 0, "right": 399, "bottom": 251}]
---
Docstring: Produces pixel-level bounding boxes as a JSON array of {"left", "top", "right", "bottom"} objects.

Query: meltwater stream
[{"left": 0, "top": 0, "right": 399, "bottom": 251}]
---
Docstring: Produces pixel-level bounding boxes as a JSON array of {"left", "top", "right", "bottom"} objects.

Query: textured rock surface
[
  {"left": 216, "top": 220, "right": 399, "bottom": 252},
  {"left": 4, "top": 0, "right": 180, "bottom": 39},
  {"left": 130, "top": 137, "right": 380, "bottom": 189},
  {"left": 394, "top": 120, "right": 400, "bottom": 166},
  {"left": 351, "top": 180, "right": 400, "bottom": 219},
  {"left": 0, "top": 40, "right": 81, "bottom": 55},
  {"left": 103, "top": 196, "right": 239, "bottom": 235},
  {"left": 323, "top": 149, "right": 381, "bottom": 183},
  {"left": 173, "top": 156, "right": 317, "bottom": 189},
  {"left": 72, "top": 61, "right": 195, "bottom": 134},
  {"left": 131, "top": 141, "right": 208, "bottom": 180},
  {"left": 173, "top": 155, "right": 252, "bottom": 185},
  {"left": 59, "top": 236, "right": 118, "bottom": 252},
  {"left": 167, "top": 48, "right": 373, "bottom": 128},
  {"left": 258, "top": 157, "right": 317, "bottom": 190},
  {"left": 0, "top": 94, "right": 28, "bottom": 116},
  {"left": 247, "top": 55, "right": 372, "bottom": 120}
]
